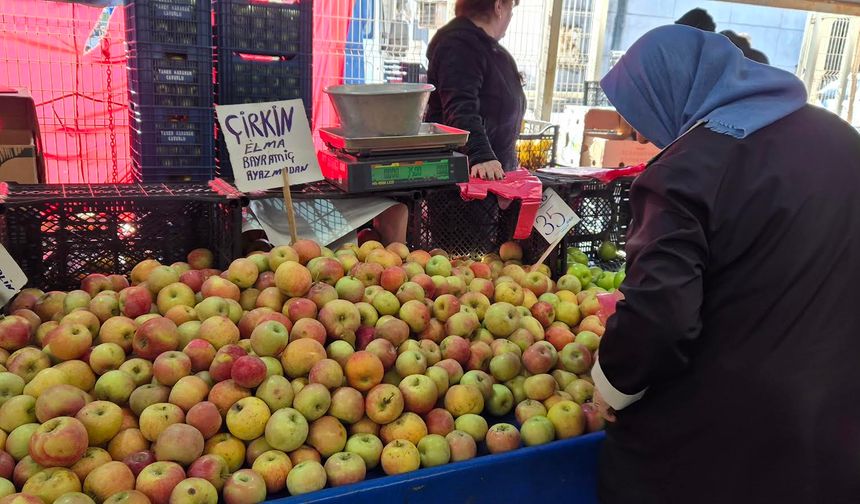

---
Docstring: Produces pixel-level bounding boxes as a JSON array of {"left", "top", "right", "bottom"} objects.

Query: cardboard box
[
  {"left": 0, "top": 88, "right": 42, "bottom": 184},
  {"left": 576, "top": 107, "right": 662, "bottom": 167},
  {"left": 582, "top": 108, "right": 633, "bottom": 139},
  {"left": 586, "top": 138, "right": 660, "bottom": 168}
]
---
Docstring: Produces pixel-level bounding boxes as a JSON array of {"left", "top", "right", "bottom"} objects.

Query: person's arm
[
  {"left": 592, "top": 162, "right": 711, "bottom": 411},
  {"left": 431, "top": 39, "right": 498, "bottom": 168}
]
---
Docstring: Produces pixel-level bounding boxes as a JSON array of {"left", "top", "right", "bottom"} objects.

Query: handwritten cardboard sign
[
  {"left": 0, "top": 245, "right": 26, "bottom": 308},
  {"left": 215, "top": 99, "right": 323, "bottom": 192},
  {"left": 534, "top": 187, "right": 580, "bottom": 244}
]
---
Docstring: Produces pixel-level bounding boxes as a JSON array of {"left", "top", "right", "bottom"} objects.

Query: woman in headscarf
[{"left": 592, "top": 25, "right": 860, "bottom": 503}]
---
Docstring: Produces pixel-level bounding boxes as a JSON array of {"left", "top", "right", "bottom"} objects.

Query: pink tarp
[
  {"left": 0, "top": 1, "right": 132, "bottom": 183},
  {"left": 0, "top": 0, "right": 352, "bottom": 182}
]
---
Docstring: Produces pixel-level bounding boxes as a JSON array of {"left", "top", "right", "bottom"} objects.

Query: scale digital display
[{"left": 370, "top": 159, "right": 451, "bottom": 186}]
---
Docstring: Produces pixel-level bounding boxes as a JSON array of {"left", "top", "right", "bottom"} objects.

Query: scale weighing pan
[{"left": 319, "top": 123, "right": 469, "bottom": 157}]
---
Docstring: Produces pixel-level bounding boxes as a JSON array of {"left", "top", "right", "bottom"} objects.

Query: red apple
[
  {"left": 122, "top": 450, "right": 156, "bottom": 477},
  {"left": 118, "top": 287, "right": 152, "bottom": 319},
  {"left": 231, "top": 356, "right": 267, "bottom": 389},
  {"left": 132, "top": 317, "right": 179, "bottom": 360},
  {"left": 29, "top": 416, "right": 89, "bottom": 467}
]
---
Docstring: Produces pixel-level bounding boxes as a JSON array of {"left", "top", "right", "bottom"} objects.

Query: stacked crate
[
  {"left": 125, "top": 0, "right": 216, "bottom": 182},
  {"left": 213, "top": 0, "right": 314, "bottom": 180}
]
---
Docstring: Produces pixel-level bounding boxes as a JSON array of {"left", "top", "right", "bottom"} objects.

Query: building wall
[{"left": 603, "top": 0, "right": 809, "bottom": 74}]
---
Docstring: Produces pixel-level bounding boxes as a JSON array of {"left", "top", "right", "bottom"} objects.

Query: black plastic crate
[
  {"left": 405, "top": 187, "right": 520, "bottom": 259},
  {"left": 0, "top": 183, "right": 243, "bottom": 291},
  {"left": 128, "top": 43, "right": 213, "bottom": 109},
  {"left": 129, "top": 105, "right": 215, "bottom": 170},
  {"left": 215, "top": 51, "right": 311, "bottom": 106},
  {"left": 405, "top": 178, "right": 633, "bottom": 276},
  {"left": 552, "top": 176, "right": 633, "bottom": 271},
  {"left": 214, "top": 51, "right": 311, "bottom": 181},
  {"left": 517, "top": 120, "right": 559, "bottom": 170},
  {"left": 583, "top": 80, "right": 611, "bottom": 107},
  {"left": 125, "top": 0, "right": 212, "bottom": 48},
  {"left": 214, "top": 0, "right": 312, "bottom": 57},
  {"left": 405, "top": 186, "right": 561, "bottom": 267}
]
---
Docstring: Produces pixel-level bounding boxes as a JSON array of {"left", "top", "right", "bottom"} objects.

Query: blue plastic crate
[
  {"left": 128, "top": 43, "right": 214, "bottom": 109},
  {"left": 263, "top": 432, "right": 605, "bottom": 503},
  {"left": 214, "top": 0, "right": 312, "bottom": 57},
  {"left": 129, "top": 105, "right": 215, "bottom": 170},
  {"left": 215, "top": 51, "right": 311, "bottom": 106},
  {"left": 125, "top": 0, "right": 212, "bottom": 47},
  {"left": 213, "top": 50, "right": 311, "bottom": 182},
  {"left": 215, "top": 134, "right": 234, "bottom": 181}
]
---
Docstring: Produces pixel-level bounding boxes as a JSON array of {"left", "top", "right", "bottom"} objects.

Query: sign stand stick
[
  {"left": 531, "top": 234, "right": 565, "bottom": 272},
  {"left": 281, "top": 169, "right": 299, "bottom": 245}
]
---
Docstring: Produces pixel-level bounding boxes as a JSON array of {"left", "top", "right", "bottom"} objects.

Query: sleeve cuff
[{"left": 591, "top": 357, "right": 646, "bottom": 411}]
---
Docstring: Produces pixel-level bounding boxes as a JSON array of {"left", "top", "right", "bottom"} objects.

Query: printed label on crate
[
  {"left": 534, "top": 188, "right": 580, "bottom": 244},
  {"left": 159, "top": 129, "right": 196, "bottom": 144},
  {"left": 216, "top": 99, "right": 323, "bottom": 192},
  {"left": 0, "top": 245, "right": 27, "bottom": 308},
  {"left": 155, "top": 68, "right": 196, "bottom": 84},
  {"left": 153, "top": 1, "right": 195, "bottom": 20}
]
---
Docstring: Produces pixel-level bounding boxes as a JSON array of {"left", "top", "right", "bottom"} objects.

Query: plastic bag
[
  {"left": 458, "top": 169, "right": 543, "bottom": 239},
  {"left": 596, "top": 290, "right": 625, "bottom": 326}
]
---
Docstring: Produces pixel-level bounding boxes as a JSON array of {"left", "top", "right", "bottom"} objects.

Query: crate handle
[
  {"left": 164, "top": 114, "right": 191, "bottom": 123},
  {"left": 248, "top": 0, "right": 301, "bottom": 4},
  {"left": 523, "top": 121, "right": 557, "bottom": 136},
  {"left": 235, "top": 52, "right": 299, "bottom": 63},
  {"left": 164, "top": 52, "right": 191, "bottom": 62}
]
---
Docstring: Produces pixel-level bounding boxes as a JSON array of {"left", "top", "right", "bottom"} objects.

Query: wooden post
[
  {"left": 539, "top": 0, "right": 564, "bottom": 121},
  {"left": 846, "top": 19, "right": 860, "bottom": 123},
  {"left": 281, "top": 169, "right": 298, "bottom": 245}
]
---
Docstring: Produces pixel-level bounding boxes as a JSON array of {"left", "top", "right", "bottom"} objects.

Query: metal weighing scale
[{"left": 318, "top": 123, "right": 471, "bottom": 193}]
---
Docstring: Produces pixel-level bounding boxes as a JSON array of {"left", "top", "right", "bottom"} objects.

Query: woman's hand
[
  {"left": 593, "top": 388, "right": 617, "bottom": 423},
  {"left": 470, "top": 160, "right": 505, "bottom": 180}
]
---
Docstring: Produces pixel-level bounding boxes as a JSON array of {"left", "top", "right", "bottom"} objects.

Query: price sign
[
  {"left": 534, "top": 188, "right": 579, "bottom": 244},
  {"left": 0, "top": 245, "right": 26, "bottom": 307},
  {"left": 215, "top": 99, "right": 323, "bottom": 193}
]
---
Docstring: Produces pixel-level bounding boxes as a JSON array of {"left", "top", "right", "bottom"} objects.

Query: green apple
[
  {"left": 416, "top": 434, "right": 450, "bottom": 468},
  {"left": 425, "top": 256, "right": 452, "bottom": 277},
  {"left": 486, "top": 383, "right": 514, "bottom": 417},
  {"left": 345, "top": 433, "right": 383, "bottom": 470},
  {"left": 566, "top": 248, "right": 588, "bottom": 265},
  {"left": 574, "top": 331, "right": 600, "bottom": 352},
  {"left": 597, "top": 241, "right": 618, "bottom": 261},
  {"left": 613, "top": 269, "right": 626, "bottom": 288},
  {"left": 521, "top": 415, "right": 555, "bottom": 446},
  {"left": 454, "top": 414, "right": 488, "bottom": 443},
  {"left": 566, "top": 264, "right": 592, "bottom": 288},
  {"left": 596, "top": 272, "right": 616, "bottom": 291}
]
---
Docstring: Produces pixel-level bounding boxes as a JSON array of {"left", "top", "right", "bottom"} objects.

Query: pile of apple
[{"left": 0, "top": 237, "right": 613, "bottom": 504}]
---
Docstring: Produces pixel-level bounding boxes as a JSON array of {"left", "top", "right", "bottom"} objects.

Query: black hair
[
  {"left": 721, "top": 30, "right": 770, "bottom": 64},
  {"left": 456, "top": 0, "right": 519, "bottom": 19},
  {"left": 675, "top": 8, "right": 716, "bottom": 32}
]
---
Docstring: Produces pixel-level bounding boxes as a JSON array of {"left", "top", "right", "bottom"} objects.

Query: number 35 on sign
[{"left": 534, "top": 188, "right": 579, "bottom": 244}]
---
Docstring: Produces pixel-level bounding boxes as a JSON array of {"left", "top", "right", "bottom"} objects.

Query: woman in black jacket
[{"left": 425, "top": 0, "right": 526, "bottom": 180}]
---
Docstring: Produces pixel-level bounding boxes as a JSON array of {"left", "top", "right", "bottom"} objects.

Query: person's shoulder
[
  {"left": 432, "top": 18, "right": 482, "bottom": 42},
  {"left": 636, "top": 127, "right": 733, "bottom": 195},
  {"left": 785, "top": 105, "right": 859, "bottom": 138},
  {"left": 656, "top": 125, "right": 737, "bottom": 169}
]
